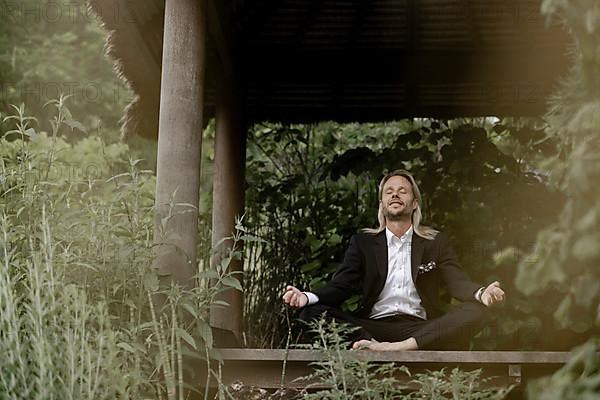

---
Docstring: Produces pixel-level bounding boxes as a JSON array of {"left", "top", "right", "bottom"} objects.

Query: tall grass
[
  {"left": 1, "top": 101, "right": 135, "bottom": 398},
  {"left": 0, "top": 205, "right": 127, "bottom": 399},
  {"left": 0, "top": 100, "right": 243, "bottom": 399}
]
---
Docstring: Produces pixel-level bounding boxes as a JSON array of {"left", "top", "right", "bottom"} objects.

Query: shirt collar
[{"left": 385, "top": 225, "right": 413, "bottom": 247}]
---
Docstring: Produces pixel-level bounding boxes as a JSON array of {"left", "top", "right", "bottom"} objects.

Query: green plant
[
  {"left": 407, "top": 368, "right": 512, "bottom": 400},
  {"left": 527, "top": 338, "right": 600, "bottom": 399},
  {"left": 513, "top": 0, "right": 600, "bottom": 341},
  {"left": 298, "top": 318, "right": 512, "bottom": 400},
  {"left": 0, "top": 101, "right": 246, "bottom": 399},
  {"left": 0, "top": 102, "right": 140, "bottom": 398},
  {"left": 144, "top": 215, "right": 252, "bottom": 400},
  {"left": 0, "top": 206, "right": 130, "bottom": 399},
  {"left": 298, "top": 318, "right": 410, "bottom": 400}
]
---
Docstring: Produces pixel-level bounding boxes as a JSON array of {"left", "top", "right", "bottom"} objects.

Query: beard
[{"left": 382, "top": 203, "right": 413, "bottom": 221}]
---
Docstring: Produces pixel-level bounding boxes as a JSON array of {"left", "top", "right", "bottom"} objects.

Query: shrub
[
  {"left": 0, "top": 101, "right": 244, "bottom": 399},
  {"left": 299, "top": 319, "right": 513, "bottom": 400}
]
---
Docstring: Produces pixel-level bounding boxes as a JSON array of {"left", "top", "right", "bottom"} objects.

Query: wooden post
[
  {"left": 153, "top": 0, "right": 206, "bottom": 285},
  {"left": 209, "top": 67, "right": 246, "bottom": 344}
]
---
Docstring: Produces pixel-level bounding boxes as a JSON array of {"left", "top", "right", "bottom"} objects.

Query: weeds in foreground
[
  {"left": 296, "top": 318, "right": 514, "bottom": 400},
  {"left": 0, "top": 101, "right": 247, "bottom": 399}
]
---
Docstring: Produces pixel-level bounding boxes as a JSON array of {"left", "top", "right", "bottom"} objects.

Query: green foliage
[
  {"left": 408, "top": 368, "right": 511, "bottom": 400},
  {"left": 514, "top": 0, "right": 600, "bottom": 336},
  {"left": 527, "top": 338, "right": 600, "bottom": 399},
  {"left": 0, "top": 212, "right": 128, "bottom": 398},
  {"left": 0, "top": 102, "right": 147, "bottom": 398},
  {"left": 0, "top": 102, "right": 244, "bottom": 399},
  {"left": 299, "top": 318, "right": 513, "bottom": 399}
]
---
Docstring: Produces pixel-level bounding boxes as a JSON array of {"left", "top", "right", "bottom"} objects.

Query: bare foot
[
  {"left": 352, "top": 339, "right": 378, "bottom": 350},
  {"left": 352, "top": 337, "right": 419, "bottom": 351}
]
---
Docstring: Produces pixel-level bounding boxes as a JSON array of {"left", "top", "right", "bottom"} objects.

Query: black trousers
[{"left": 299, "top": 302, "right": 489, "bottom": 350}]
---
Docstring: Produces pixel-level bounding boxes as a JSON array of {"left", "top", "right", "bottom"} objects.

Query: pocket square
[{"left": 417, "top": 261, "right": 437, "bottom": 274}]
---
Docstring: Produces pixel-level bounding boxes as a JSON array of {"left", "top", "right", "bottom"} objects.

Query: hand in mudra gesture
[
  {"left": 481, "top": 281, "right": 506, "bottom": 306},
  {"left": 282, "top": 285, "right": 308, "bottom": 308}
]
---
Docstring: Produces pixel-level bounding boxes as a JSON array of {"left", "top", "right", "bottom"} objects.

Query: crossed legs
[{"left": 299, "top": 302, "right": 488, "bottom": 350}]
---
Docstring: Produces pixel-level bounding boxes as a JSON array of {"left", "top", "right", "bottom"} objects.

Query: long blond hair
[{"left": 362, "top": 169, "right": 439, "bottom": 240}]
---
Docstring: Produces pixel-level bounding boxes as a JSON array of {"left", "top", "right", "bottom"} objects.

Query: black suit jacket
[{"left": 312, "top": 230, "right": 483, "bottom": 319}]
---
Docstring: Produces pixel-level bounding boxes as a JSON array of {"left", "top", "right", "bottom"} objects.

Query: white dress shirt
[
  {"left": 303, "top": 227, "right": 485, "bottom": 315},
  {"left": 369, "top": 226, "right": 427, "bottom": 320},
  {"left": 304, "top": 226, "right": 426, "bottom": 320}
]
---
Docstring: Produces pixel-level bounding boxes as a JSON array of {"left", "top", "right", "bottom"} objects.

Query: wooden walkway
[{"left": 202, "top": 349, "right": 579, "bottom": 391}]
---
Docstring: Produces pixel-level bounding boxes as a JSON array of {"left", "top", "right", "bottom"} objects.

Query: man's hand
[
  {"left": 481, "top": 281, "right": 506, "bottom": 306},
  {"left": 282, "top": 285, "right": 309, "bottom": 308}
]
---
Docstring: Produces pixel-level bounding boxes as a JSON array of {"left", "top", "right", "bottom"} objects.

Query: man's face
[{"left": 380, "top": 175, "right": 417, "bottom": 221}]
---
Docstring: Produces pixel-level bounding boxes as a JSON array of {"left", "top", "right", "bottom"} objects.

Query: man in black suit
[{"left": 283, "top": 169, "right": 506, "bottom": 350}]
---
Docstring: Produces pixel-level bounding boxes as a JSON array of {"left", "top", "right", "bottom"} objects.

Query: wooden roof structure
[{"left": 98, "top": 0, "right": 569, "bottom": 139}]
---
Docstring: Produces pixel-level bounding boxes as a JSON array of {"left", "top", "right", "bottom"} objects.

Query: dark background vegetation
[{"left": 241, "top": 119, "right": 579, "bottom": 350}]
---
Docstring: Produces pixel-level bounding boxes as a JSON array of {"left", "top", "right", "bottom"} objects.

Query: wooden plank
[
  {"left": 212, "top": 361, "right": 509, "bottom": 389},
  {"left": 189, "top": 349, "right": 595, "bottom": 391},
  {"left": 217, "top": 349, "right": 585, "bottom": 364},
  {"left": 194, "top": 359, "right": 510, "bottom": 390}
]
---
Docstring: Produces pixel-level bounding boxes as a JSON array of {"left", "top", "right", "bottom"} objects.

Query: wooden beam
[
  {"left": 209, "top": 63, "right": 247, "bottom": 345},
  {"left": 242, "top": 48, "right": 568, "bottom": 84},
  {"left": 240, "top": 45, "right": 569, "bottom": 119},
  {"left": 153, "top": 0, "right": 206, "bottom": 284},
  {"left": 205, "top": 0, "right": 246, "bottom": 347},
  {"left": 216, "top": 349, "right": 582, "bottom": 364},
  {"left": 192, "top": 349, "right": 587, "bottom": 390}
]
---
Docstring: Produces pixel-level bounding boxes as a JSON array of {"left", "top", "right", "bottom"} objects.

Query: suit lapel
[
  {"left": 374, "top": 231, "right": 388, "bottom": 281},
  {"left": 411, "top": 232, "right": 425, "bottom": 284}
]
